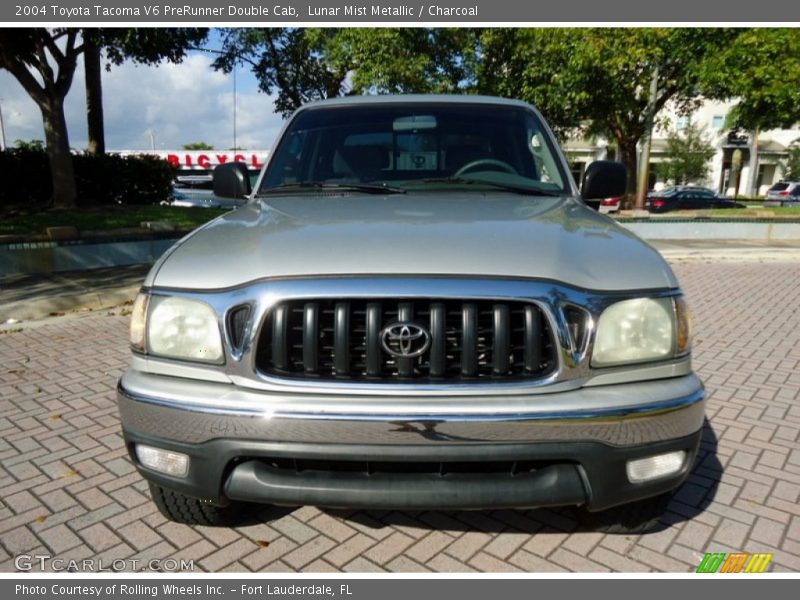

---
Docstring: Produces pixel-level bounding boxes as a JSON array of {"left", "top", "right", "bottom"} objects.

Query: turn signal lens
[
  {"left": 674, "top": 296, "right": 692, "bottom": 355},
  {"left": 129, "top": 293, "right": 149, "bottom": 351}
]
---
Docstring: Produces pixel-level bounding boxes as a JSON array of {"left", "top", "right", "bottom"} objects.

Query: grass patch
[
  {"left": 619, "top": 207, "right": 800, "bottom": 218},
  {"left": 0, "top": 205, "right": 230, "bottom": 236},
  {"left": 709, "top": 207, "right": 800, "bottom": 217}
]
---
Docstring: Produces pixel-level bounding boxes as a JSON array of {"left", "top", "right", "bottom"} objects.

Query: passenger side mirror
[
  {"left": 581, "top": 161, "right": 627, "bottom": 208},
  {"left": 213, "top": 162, "right": 252, "bottom": 199}
]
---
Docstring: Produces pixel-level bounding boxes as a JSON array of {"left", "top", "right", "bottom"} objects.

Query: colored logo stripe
[{"left": 697, "top": 552, "right": 773, "bottom": 573}]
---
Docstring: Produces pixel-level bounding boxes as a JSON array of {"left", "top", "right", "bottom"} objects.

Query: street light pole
[
  {"left": 233, "top": 64, "right": 237, "bottom": 151},
  {"left": 635, "top": 66, "right": 659, "bottom": 210}
]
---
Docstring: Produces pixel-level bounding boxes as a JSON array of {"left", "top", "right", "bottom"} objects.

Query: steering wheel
[{"left": 455, "top": 158, "right": 518, "bottom": 177}]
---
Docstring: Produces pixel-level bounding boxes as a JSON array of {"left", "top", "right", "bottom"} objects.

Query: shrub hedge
[{"left": 0, "top": 149, "right": 176, "bottom": 207}]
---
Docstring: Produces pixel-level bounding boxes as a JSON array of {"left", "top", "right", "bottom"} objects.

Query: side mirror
[
  {"left": 581, "top": 161, "right": 627, "bottom": 208},
  {"left": 213, "top": 162, "right": 252, "bottom": 199}
]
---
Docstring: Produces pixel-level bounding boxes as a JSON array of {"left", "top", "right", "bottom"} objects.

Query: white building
[{"left": 564, "top": 99, "right": 800, "bottom": 196}]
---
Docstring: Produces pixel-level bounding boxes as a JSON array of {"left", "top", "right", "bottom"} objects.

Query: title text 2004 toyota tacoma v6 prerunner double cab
[{"left": 118, "top": 96, "right": 704, "bottom": 532}]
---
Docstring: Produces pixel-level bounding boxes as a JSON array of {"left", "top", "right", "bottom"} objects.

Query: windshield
[{"left": 258, "top": 103, "right": 569, "bottom": 195}]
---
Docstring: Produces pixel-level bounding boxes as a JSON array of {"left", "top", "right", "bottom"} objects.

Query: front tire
[{"left": 149, "top": 482, "right": 249, "bottom": 526}]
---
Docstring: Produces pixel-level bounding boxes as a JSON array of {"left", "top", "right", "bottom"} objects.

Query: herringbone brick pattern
[{"left": 1, "top": 262, "right": 799, "bottom": 572}]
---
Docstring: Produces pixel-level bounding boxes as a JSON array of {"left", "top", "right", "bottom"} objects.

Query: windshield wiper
[
  {"left": 421, "top": 177, "right": 562, "bottom": 196},
  {"left": 259, "top": 181, "right": 406, "bottom": 195}
]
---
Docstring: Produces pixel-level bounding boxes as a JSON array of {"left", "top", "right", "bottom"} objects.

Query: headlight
[
  {"left": 592, "top": 297, "right": 686, "bottom": 367},
  {"left": 146, "top": 295, "right": 224, "bottom": 363}
]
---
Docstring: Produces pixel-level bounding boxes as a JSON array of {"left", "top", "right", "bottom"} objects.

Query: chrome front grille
[{"left": 255, "top": 298, "right": 557, "bottom": 382}]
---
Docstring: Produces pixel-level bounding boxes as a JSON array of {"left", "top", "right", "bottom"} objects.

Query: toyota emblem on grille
[{"left": 380, "top": 322, "right": 431, "bottom": 358}]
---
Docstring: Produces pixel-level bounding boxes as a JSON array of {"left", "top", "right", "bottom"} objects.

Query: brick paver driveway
[{"left": 1, "top": 262, "right": 799, "bottom": 573}]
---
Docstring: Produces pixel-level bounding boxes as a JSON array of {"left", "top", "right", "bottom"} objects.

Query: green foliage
[
  {"left": 13, "top": 139, "right": 45, "bottom": 151},
  {"left": 699, "top": 29, "right": 800, "bottom": 131},
  {"left": 182, "top": 142, "right": 214, "bottom": 150},
  {"left": 0, "top": 149, "right": 176, "bottom": 207},
  {"left": 780, "top": 143, "right": 800, "bottom": 181},
  {"left": 213, "top": 28, "right": 347, "bottom": 117},
  {"left": 213, "top": 28, "right": 477, "bottom": 117},
  {"left": 474, "top": 28, "right": 738, "bottom": 197},
  {"left": 331, "top": 28, "right": 477, "bottom": 95},
  {"left": 0, "top": 206, "right": 227, "bottom": 236},
  {"left": 659, "top": 123, "right": 716, "bottom": 185},
  {"left": 86, "top": 28, "right": 209, "bottom": 68},
  {"left": 476, "top": 29, "right": 736, "bottom": 136}
]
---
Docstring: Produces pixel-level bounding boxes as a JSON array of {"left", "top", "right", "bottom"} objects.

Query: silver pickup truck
[{"left": 118, "top": 95, "right": 704, "bottom": 532}]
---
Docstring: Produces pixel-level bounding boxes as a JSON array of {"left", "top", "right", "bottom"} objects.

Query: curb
[{"left": 0, "top": 285, "right": 141, "bottom": 322}]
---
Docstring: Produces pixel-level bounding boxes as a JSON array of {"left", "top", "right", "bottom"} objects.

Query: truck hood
[{"left": 148, "top": 193, "right": 677, "bottom": 292}]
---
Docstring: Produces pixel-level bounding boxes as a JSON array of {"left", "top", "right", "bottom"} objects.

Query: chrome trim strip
[{"left": 118, "top": 379, "right": 704, "bottom": 423}]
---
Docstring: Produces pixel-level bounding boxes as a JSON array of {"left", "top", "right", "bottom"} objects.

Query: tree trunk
[
  {"left": 746, "top": 128, "right": 759, "bottom": 197},
  {"left": 84, "top": 39, "right": 105, "bottom": 155},
  {"left": 40, "top": 96, "right": 77, "bottom": 209},
  {"left": 617, "top": 140, "right": 638, "bottom": 208}
]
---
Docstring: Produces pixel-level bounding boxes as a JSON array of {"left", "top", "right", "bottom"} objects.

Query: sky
[{"left": 0, "top": 30, "right": 285, "bottom": 152}]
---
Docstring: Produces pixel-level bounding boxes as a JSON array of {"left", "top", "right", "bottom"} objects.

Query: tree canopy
[
  {"left": 182, "top": 141, "right": 214, "bottom": 150},
  {"left": 700, "top": 28, "right": 800, "bottom": 132},
  {"left": 781, "top": 143, "right": 800, "bottom": 181},
  {"left": 212, "top": 28, "right": 476, "bottom": 117},
  {"left": 476, "top": 28, "right": 740, "bottom": 197},
  {"left": 659, "top": 123, "right": 716, "bottom": 185}
]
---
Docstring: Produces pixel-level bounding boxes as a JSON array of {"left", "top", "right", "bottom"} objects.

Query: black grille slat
[
  {"left": 493, "top": 304, "right": 510, "bottom": 375},
  {"left": 524, "top": 305, "right": 542, "bottom": 373},
  {"left": 461, "top": 303, "right": 478, "bottom": 378},
  {"left": 334, "top": 302, "right": 350, "bottom": 376},
  {"left": 429, "top": 303, "right": 446, "bottom": 378},
  {"left": 365, "top": 302, "right": 382, "bottom": 377},
  {"left": 397, "top": 302, "right": 415, "bottom": 378},
  {"left": 257, "top": 298, "right": 556, "bottom": 383},
  {"left": 271, "top": 305, "right": 289, "bottom": 371},
  {"left": 302, "top": 303, "right": 319, "bottom": 374}
]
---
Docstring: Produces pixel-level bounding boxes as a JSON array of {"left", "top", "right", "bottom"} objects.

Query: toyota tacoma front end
[{"left": 117, "top": 96, "right": 704, "bottom": 532}]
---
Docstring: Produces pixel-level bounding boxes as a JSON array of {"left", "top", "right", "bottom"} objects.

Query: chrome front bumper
[{"left": 118, "top": 369, "right": 705, "bottom": 448}]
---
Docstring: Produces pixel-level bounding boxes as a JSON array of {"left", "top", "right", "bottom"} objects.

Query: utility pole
[
  {"left": 635, "top": 66, "right": 659, "bottom": 210},
  {"left": 0, "top": 100, "right": 7, "bottom": 151}
]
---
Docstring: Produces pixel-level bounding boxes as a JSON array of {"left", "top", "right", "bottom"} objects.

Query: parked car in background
[
  {"left": 647, "top": 187, "right": 745, "bottom": 213},
  {"left": 165, "top": 175, "right": 248, "bottom": 209},
  {"left": 764, "top": 181, "right": 800, "bottom": 207},
  {"left": 599, "top": 196, "right": 622, "bottom": 214}
]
